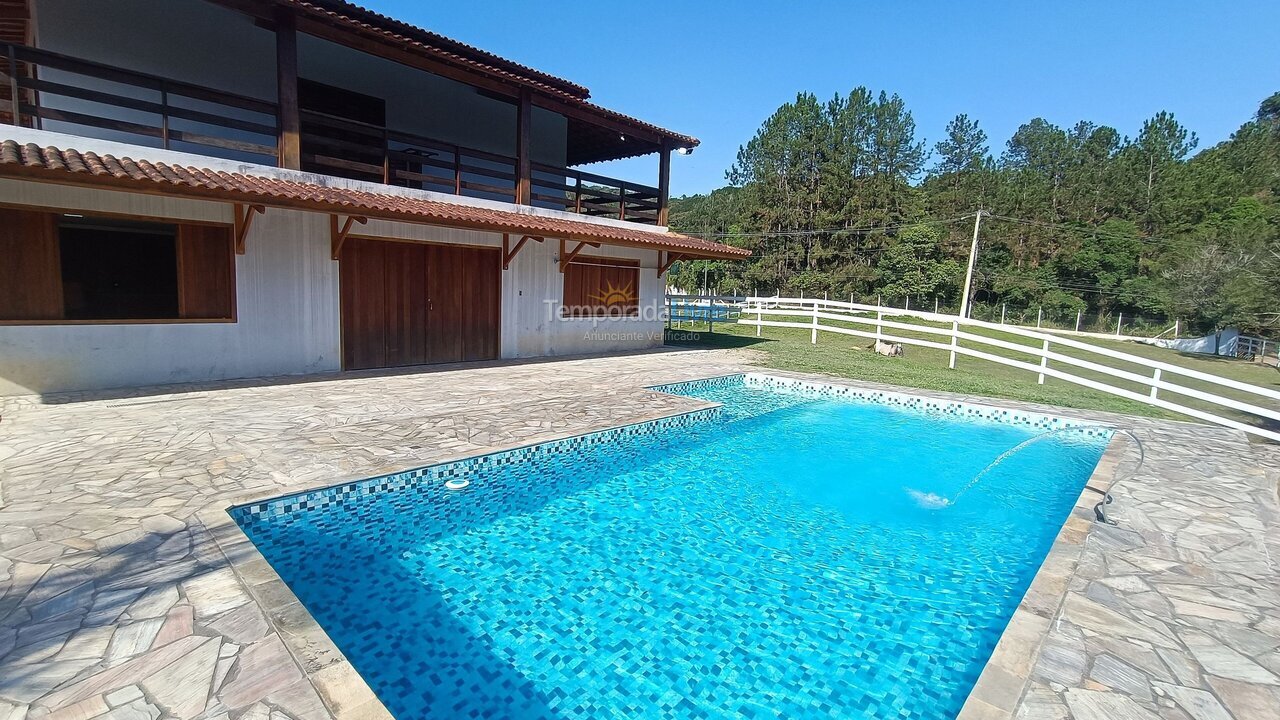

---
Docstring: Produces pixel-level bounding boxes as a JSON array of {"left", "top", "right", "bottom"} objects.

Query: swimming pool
[{"left": 231, "top": 374, "right": 1109, "bottom": 719}]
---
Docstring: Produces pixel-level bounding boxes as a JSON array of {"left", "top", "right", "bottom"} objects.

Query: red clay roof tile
[{"left": 0, "top": 140, "right": 747, "bottom": 259}]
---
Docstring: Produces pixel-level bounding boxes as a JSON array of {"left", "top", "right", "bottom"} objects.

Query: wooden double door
[{"left": 339, "top": 238, "right": 500, "bottom": 370}]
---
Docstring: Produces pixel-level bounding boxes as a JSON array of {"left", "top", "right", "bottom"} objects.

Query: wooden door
[{"left": 340, "top": 238, "right": 499, "bottom": 370}]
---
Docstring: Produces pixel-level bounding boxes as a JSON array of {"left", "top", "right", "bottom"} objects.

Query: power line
[
  {"left": 678, "top": 215, "right": 974, "bottom": 239},
  {"left": 983, "top": 214, "right": 1188, "bottom": 248}
]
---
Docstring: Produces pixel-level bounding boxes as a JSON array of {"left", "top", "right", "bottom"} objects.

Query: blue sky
[{"left": 373, "top": 0, "right": 1279, "bottom": 197}]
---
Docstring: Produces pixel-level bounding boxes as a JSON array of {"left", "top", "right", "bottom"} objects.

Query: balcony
[{"left": 0, "top": 41, "right": 667, "bottom": 225}]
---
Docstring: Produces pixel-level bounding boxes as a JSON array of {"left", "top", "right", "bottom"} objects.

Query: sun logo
[{"left": 588, "top": 280, "right": 636, "bottom": 307}]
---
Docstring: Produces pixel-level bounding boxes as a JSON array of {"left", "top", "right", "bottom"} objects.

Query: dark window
[
  {"left": 0, "top": 209, "right": 235, "bottom": 323},
  {"left": 299, "top": 79, "right": 388, "bottom": 184},
  {"left": 60, "top": 219, "right": 179, "bottom": 320}
]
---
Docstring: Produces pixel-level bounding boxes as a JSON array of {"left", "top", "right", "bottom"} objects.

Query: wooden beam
[
  {"left": 515, "top": 89, "right": 532, "bottom": 205},
  {"left": 657, "top": 250, "right": 684, "bottom": 277},
  {"left": 558, "top": 238, "right": 600, "bottom": 272},
  {"left": 657, "top": 139, "right": 672, "bottom": 226},
  {"left": 329, "top": 213, "right": 367, "bottom": 260},
  {"left": 501, "top": 232, "right": 543, "bottom": 270},
  {"left": 232, "top": 203, "right": 265, "bottom": 254},
  {"left": 530, "top": 94, "right": 666, "bottom": 146},
  {"left": 275, "top": 6, "right": 301, "bottom": 170},
  {"left": 291, "top": 14, "right": 521, "bottom": 100}
]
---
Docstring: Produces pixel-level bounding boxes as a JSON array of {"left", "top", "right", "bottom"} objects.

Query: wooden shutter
[
  {"left": 562, "top": 256, "right": 639, "bottom": 317},
  {"left": 176, "top": 224, "right": 235, "bottom": 319},
  {"left": 0, "top": 209, "right": 63, "bottom": 321}
]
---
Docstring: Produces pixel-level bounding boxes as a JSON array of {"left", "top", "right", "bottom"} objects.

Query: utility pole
[{"left": 958, "top": 210, "right": 986, "bottom": 320}]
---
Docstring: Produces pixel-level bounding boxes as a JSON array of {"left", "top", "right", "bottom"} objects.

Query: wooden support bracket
[
  {"left": 502, "top": 233, "right": 544, "bottom": 270},
  {"left": 558, "top": 238, "right": 600, "bottom": 272},
  {"left": 657, "top": 251, "right": 685, "bottom": 277},
  {"left": 329, "top": 214, "right": 368, "bottom": 260},
  {"left": 233, "top": 203, "right": 266, "bottom": 255}
]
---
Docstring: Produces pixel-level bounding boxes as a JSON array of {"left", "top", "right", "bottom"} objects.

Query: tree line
[{"left": 668, "top": 89, "right": 1280, "bottom": 334}]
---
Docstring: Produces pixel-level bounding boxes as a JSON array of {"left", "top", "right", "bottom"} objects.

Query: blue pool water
[{"left": 232, "top": 376, "right": 1108, "bottom": 719}]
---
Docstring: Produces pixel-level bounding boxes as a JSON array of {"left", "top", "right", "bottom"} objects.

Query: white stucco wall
[
  {"left": 0, "top": 179, "right": 665, "bottom": 396},
  {"left": 0, "top": 179, "right": 342, "bottom": 396}
]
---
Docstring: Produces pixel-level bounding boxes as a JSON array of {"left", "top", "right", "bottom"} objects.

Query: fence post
[
  {"left": 1037, "top": 307, "right": 1043, "bottom": 328},
  {"left": 811, "top": 303, "right": 819, "bottom": 345},
  {"left": 755, "top": 299, "right": 762, "bottom": 337},
  {"left": 875, "top": 308, "right": 883, "bottom": 345},
  {"left": 708, "top": 298, "right": 715, "bottom": 334},
  {"left": 1001, "top": 303, "right": 1007, "bottom": 325},
  {"left": 1075, "top": 310, "right": 1082, "bottom": 332},
  {"left": 1174, "top": 318, "right": 1180, "bottom": 338},
  {"left": 1038, "top": 339, "right": 1050, "bottom": 384},
  {"left": 905, "top": 296, "right": 910, "bottom": 311},
  {"left": 1116, "top": 313, "right": 1123, "bottom": 337},
  {"left": 934, "top": 297, "right": 939, "bottom": 314},
  {"left": 1150, "top": 367, "right": 1161, "bottom": 399},
  {"left": 948, "top": 321, "right": 959, "bottom": 369}
]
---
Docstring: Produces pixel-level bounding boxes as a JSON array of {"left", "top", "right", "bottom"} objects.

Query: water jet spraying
[{"left": 905, "top": 425, "right": 1144, "bottom": 524}]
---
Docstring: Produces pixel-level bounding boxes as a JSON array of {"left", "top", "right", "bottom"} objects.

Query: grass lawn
[{"left": 665, "top": 315, "right": 1280, "bottom": 438}]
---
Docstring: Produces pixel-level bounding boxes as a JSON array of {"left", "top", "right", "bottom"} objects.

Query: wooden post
[
  {"left": 1037, "top": 307, "right": 1042, "bottom": 328},
  {"left": 811, "top": 303, "right": 818, "bottom": 345},
  {"left": 1116, "top": 312, "right": 1123, "bottom": 337},
  {"left": 1001, "top": 303, "right": 1007, "bottom": 325},
  {"left": 1150, "top": 368, "right": 1161, "bottom": 399},
  {"left": 948, "top": 321, "right": 960, "bottom": 369},
  {"left": 1038, "top": 339, "right": 1050, "bottom": 384},
  {"left": 1174, "top": 318, "right": 1180, "bottom": 337},
  {"left": 657, "top": 139, "right": 672, "bottom": 226},
  {"left": 934, "top": 297, "right": 939, "bottom": 314},
  {"left": 1075, "top": 310, "right": 1082, "bottom": 332},
  {"left": 6, "top": 44, "right": 19, "bottom": 127},
  {"left": 876, "top": 310, "right": 883, "bottom": 345},
  {"left": 275, "top": 7, "right": 301, "bottom": 170},
  {"left": 515, "top": 88, "right": 532, "bottom": 205},
  {"left": 756, "top": 299, "right": 762, "bottom": 337}
]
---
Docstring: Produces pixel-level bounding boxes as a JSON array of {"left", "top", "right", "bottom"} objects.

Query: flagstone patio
[{"left": 0, "top": 348, "right": 1277, "bottom": 720}]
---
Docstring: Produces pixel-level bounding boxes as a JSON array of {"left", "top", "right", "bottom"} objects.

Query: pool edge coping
[
  {"left": 196, "top": 371, "right": 1133, "bottom": 720},
  {"left": 954, "top": 432, "right": 1128, "bottom": 720},
  {"left": 194, "top": 399, "right": 726, "bottom": 720}
]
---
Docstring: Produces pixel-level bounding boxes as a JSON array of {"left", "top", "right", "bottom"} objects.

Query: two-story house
[{"left": 0, "top": 0, "right": 746, "bottom": 396}]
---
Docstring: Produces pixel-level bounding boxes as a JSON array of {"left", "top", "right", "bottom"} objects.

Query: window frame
[
  {"left": 0, "top": 206, "right": 238, "bottom": 326},
  {"left": 560, "top": 255, "right": 641, "bottom": 319}
]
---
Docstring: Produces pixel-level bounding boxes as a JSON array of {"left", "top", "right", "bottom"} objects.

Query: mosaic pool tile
[{"left": 233, "top": 375, "right": 1108, "bottom": 719}]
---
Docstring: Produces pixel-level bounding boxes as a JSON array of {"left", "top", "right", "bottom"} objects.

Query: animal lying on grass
[{"left": 873, "top": 340, "right": 904, "bottom": 357}]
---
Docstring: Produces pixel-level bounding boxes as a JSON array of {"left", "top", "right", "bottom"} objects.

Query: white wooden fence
[{"left": 730, "top": 296, "right": 1280, "bottom": 443}]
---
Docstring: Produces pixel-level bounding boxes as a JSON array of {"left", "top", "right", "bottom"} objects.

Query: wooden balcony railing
[
  {"left": 532, "top": 163, "right": 661, "bottom": 224},
  {"left": 299, "top": 110, "right": 518, "bottom": 202},
  {"left": 1, "top": 42, "right": 279, "bottom": 161},
  {"left": 1, "top": 41, "right": 662, "bottom": 225}
]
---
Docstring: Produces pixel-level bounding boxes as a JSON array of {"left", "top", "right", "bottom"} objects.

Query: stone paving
[{"left": 0, "top": 348, "right": 1277, "bottom": 720}]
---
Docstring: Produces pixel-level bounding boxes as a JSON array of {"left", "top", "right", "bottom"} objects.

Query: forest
[{"left": 667, "top": 90, "right": 1280, "bottom": 334}]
